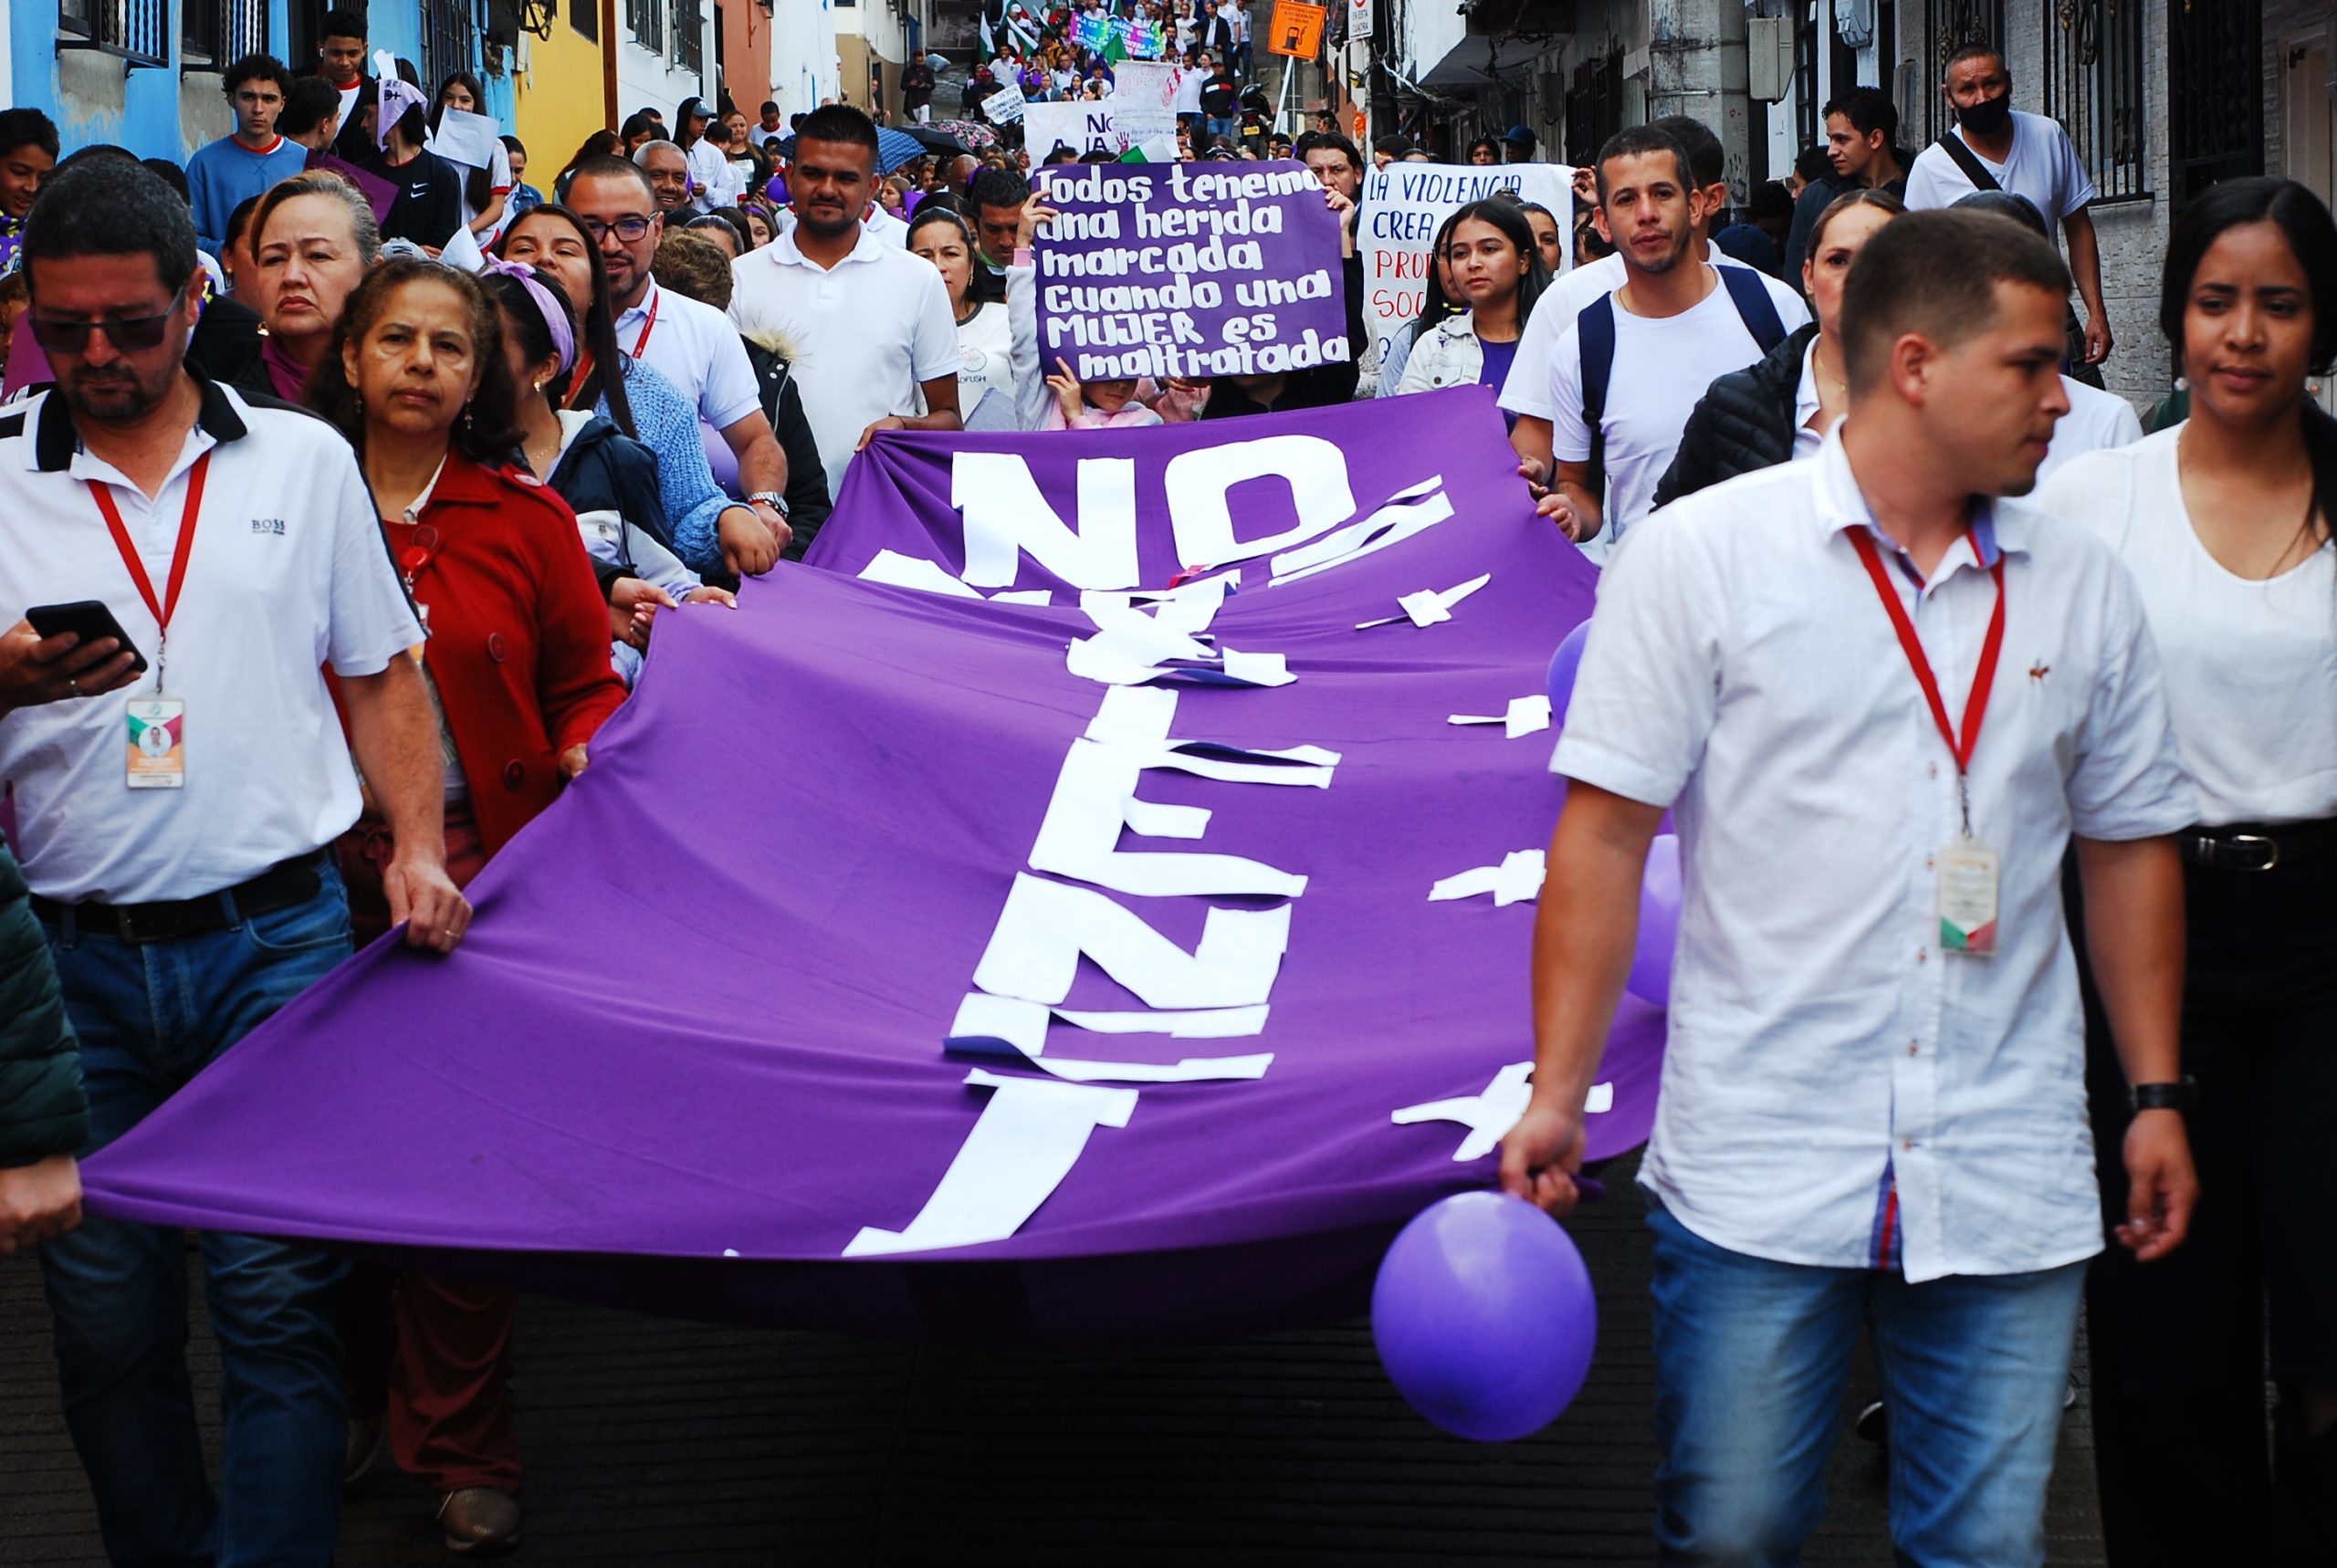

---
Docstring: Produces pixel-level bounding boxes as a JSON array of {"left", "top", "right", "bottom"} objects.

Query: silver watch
[{"left": 747, "top": 490, "right": 790, "bottom": 517}]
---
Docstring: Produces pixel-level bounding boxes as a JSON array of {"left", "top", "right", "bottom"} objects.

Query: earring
[{"left": 533, "top": 380, "right": 545, "bottom": 394}]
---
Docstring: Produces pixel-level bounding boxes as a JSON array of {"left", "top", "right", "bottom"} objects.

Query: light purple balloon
[
  {"left": 1371, "top": 1192, "right": 1598, "bottom": 1442},
  {"left": 1627, "top": 833, "right": 1682, "bottom": 1007},
  {"left": 1546, "top": 621, "right": 1591, "bottom": 728}
]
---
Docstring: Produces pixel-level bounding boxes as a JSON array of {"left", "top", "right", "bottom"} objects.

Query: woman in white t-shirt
[
  {"left": 908, "top": 206, "right": 1020, "bottom": 427},
  {"left": 2038, "top": 175, "right": 2337, "bottom": 1566},
  {"left": 431, "top": 73, "right": 511, "bottom": 245}
]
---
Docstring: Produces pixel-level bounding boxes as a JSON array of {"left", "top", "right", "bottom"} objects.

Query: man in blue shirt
[{"left": 186, "top": 55, "right": 307, "bottom": 258}]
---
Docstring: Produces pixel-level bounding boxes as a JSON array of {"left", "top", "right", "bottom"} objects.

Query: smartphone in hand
[{"left": 26, "top": 601, "right": 148, "bottom": 676}]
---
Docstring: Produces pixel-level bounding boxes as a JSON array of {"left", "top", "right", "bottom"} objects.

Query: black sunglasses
[
  {"left": 579, "top": 215, "right": 656, "bottom": 243},
  {"left": 26, "top": 283, "right": 189, "bottom": 355}
]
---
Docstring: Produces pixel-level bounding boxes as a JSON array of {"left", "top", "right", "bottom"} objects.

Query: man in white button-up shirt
[{"left": 1503, "top": 209, "right": 2199, "bottom": 1564}]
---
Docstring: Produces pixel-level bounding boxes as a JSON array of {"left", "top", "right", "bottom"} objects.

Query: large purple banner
[
  {"left": 1032, "top": 160, "right": 1349, "bottom": 384},
  {"left": 80, "top": 390, "right": 1649, "bottom": 1341}
]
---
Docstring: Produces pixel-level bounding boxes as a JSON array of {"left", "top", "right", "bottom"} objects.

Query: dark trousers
[
  {"left": 2075, "top": 837, "right": 2337, "bottom": 1565},
  {"left": 337, "top": 801, "right": 521, "bottom": 1493}
]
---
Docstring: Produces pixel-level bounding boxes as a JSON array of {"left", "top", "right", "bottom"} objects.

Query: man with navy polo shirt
[{"left": 0, "top": 156, "right": 466, "bottom": 1567}]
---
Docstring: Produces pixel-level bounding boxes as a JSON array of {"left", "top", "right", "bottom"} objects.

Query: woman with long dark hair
[
  {"left": 306, "top": 258, "right": 624, "bottom": 1554},
  {"left": 497, "top": 204, "right": 770, "bottom": 572},
  {"left": 431, "top": 71, "right": 511, "bottom": 244},
  {"left": 2039, "top": 176, "right": 2337, "bottom": 1566},
  {"left": 1393, "top": 199, "right": 1551, "bottom": 421}
]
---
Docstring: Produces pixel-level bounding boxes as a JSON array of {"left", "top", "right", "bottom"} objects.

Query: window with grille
[
  {"left": 422, "top": 0, "right": 484, "bottom": 91},
  {"left": 2041, "top": 0, "right": 2147, "bottom": 202},
  {"left": 58, "top": 0, "right": 172, "bottom": 69},
  {"left": 627, "top": 0, "right": 665, "bottom": 57},
  {"left": 673, "top": 0, "right": 702, "bottom": 74},
  {"left": 573, "top": 0, "right": 597, "bottom": 44},
  {"left": 182, "top": 0, "right": 271, "bottom": 71}
]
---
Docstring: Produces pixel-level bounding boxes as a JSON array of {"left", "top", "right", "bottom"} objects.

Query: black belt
[
  {"left": 32, "top": 852, "right": 325, "bottom": 944},
  {"left": 2179, "top": 818, "right": 2337, "bottom": 873}
]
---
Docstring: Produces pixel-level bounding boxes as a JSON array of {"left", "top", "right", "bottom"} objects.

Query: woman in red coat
[{"left": 307, "top": 256, "right": 624, "bottom": 1555}]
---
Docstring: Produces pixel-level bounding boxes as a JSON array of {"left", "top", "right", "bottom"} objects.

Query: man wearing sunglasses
[
  {"left": 565, "top": 153, "right": 790, "bottom": 575},
  {"left": 0, "top": 155, "right": 466, "bottom": 1567}
]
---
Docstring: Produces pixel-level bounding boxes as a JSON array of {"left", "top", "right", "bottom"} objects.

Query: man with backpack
[{"left": 1505, "top": 125, "right": 1808, "bottom": 558}]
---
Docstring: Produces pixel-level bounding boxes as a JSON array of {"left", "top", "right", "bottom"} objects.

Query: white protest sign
[
  {"left": 983, "top": 84, "right": 1027, "bottom": 124},
  {"left": 1109, "top": 63, "right": 1180, "bottom": 152},
  {"left": 427, "top": 106, "right": 503, "bottom": 171},
  {"left": 1358, "top": 162, "right": 1574, "bottom": 371},
  {"left": 1025, "top": 101, "right": 1122, "bottom": 158}
]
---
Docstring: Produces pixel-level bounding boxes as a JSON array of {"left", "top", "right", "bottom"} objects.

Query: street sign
[
  {"left": 1268, "top": 0, "right": 1326, "bottom": 58},
  {"left": 1346, "top": 0, "right": 1372, "bottom": 42}
]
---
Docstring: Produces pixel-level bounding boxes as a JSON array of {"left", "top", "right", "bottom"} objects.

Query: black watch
[{"left": 2127, "top": 1077, "right": 2196, "bottom": 1115}]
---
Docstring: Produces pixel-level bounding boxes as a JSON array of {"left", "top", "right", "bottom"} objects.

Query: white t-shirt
[
  {"left": 2036, "top": 376, "right": 2143, "bottom": 485},
  {"left": 1544, "top": 267, "right": 1812, "bottom": 547},
  {"left": 613, "top": 277, "right": 764, "bottom": 433},
  {"left": 728, "top": 225, "right": 965, "bottom": 498},
  {"left": 1501, "top": 243, "right": 1787, "bottom": 424},
  {"left": 2038, "top": 425, "right": 2337, "bottom": 827},
  {"left": 956, "top": 301, "right": 1018, "bottom": 426},
  {"left": 334, "top": 79, "right": 362, "bottom": 134},
  {"left": 686, "top": 137, "right": 734, "bottom": 211},
  {"left": 1791, "top": 339, "right": 1827, "bottom": 459},
  {"left": 1902, "top": 110, "right": 2096, "bottom": 247},
  {"left": 0, "top": 382, "right": 422, "bottom": 902}
]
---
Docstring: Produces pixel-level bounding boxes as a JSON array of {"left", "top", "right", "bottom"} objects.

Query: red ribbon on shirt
[
  {"left": 1848, "top": 528, "right": 2007, "bottom": 776},
  {"left": 90, "top": 452, "right": 211, "bottom": 652}
]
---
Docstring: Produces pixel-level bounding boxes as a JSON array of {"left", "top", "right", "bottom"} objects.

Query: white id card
[
  {"left": 126, "top": 696, "right": 186, "bottom": 789},
  {"left": 1937, "top": 836, "right": 1999, "bottom": 956}
]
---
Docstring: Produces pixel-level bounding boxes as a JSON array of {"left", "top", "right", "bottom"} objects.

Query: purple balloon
[
  {"left": 1546, "top": 621, "right": 1591, "bottom": 728},
  {"left": 1372, "top": 1192, "right": 1598, "bottom": 1442},
  {"left": 1627, "top": 834, "right": 1682, "bottom": 1007}
]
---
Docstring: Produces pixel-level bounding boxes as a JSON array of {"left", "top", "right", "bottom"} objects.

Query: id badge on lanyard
[
  {"left": 1849, "top": 530, "right": 2007, "bottom": 957},
  {"left": 91, "top": 454, "right": 210, "bottom": 790}
]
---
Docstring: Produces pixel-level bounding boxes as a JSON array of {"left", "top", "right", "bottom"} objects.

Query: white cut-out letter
[
  {"left": 1166, "top": 435, "right": 1357, "bottom": 567},
  {"left": 970, "top": 873, "right": 1291, "bottom": 1009},
  {"left": 955, "top": 452, "right": 1139, "bottom": 589}
]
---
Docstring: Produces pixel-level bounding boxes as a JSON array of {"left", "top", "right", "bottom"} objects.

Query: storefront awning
[{"left": 1417, "top": 36, "right": 1551, "bottom": 92}]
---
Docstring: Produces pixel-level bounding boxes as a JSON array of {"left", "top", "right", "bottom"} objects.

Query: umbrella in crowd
[
  {"left": 770, "top": 125, "right": 932, "bottom": 175},
  {"left": 929, "top": 118, "right": 1000, "bottom": 151},
  {"left": 905, "top": 125, "right": 970, "bottom": 157}
]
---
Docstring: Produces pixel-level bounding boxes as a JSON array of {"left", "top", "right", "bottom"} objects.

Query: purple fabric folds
[{"left": 79, "top": 388, "right": 1656, "bottom": 1340}]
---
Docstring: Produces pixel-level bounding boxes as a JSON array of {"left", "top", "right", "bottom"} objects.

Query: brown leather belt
[{"left": 31, "top": 852, "right": 326, "bottom": 943}]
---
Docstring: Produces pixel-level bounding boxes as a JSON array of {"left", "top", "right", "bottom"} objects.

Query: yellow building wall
[{"left": 516, "top": 9, "right": 614, "bottom": 180}]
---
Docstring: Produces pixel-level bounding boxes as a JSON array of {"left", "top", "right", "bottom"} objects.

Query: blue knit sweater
[{"left": 604, "top": 356, "right": 735, "bottom": 575}]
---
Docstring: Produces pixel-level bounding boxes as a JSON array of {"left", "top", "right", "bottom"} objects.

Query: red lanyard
[
  {"left": 1849, "top": 528, "right": 2006, "bottom": 812},
  {"left": 563, "top": 350, "right": 597, "bottom": 411},
  {"left": 1850, "top": 530, "right": 2000, "bottom": 822},
  {"left": 89, "top": 452, "right": 211, "bottom": 688},
  {"left": 630, "top": 289, "right": 659, "bottom": 358}
]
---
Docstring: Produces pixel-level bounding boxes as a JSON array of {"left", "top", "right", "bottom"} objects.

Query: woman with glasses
[
  {"left": 306, "top": 257, "right": 624, "bottom": 1557},
  {"left": 497, "top": 204, "right": 771, "bottom": 573}
]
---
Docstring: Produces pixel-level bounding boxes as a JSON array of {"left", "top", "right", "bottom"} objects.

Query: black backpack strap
[
  {"left": 1716, "top": 267, "right": 1789, "bottom": 355},
  {"left": 1934, "top": 131, "right": 2003, "bottom": 193},
  {"left": 1577, "top": 293, "right": 1617, "bottom": 489}
]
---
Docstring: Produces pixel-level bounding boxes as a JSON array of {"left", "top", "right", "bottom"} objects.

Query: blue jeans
[
  {"left": 39, "top": 856, "right": 354, "bottom": 1567},
  {"left": 1646, "top": 1201, "right": 2085, "bottom": 1567},
  {"left": 1205, "top": 116, "right": 1234, "bottom": 143}
]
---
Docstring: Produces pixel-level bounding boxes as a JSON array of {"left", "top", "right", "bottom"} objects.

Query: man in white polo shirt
[
  {"left": 1502, "top": 208, "right": 2198, "bottom": 1563},
  {"left": 1511, "top": 124, "right": 1808, "bottom": 559},
  {"left": 727, "top": 105, "right": 961, "bottom": 500},
  {"left": 0, "top": 156, "right": 466, "bottom": 1566},
  {"left": 563, "top": 153, "right": 789, "bottom": 575}
]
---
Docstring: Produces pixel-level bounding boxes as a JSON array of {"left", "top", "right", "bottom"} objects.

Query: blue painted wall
[{"left": 2, "top": 2, "right": 505, "bottom": 166}]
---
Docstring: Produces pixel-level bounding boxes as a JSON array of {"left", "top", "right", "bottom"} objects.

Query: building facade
[{"left": 1342, "top": 0, "right": 2330, "bottom": 411}]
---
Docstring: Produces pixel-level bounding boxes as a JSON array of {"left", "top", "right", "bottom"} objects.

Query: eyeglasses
[
  {"left": 578, "top": 215, "right": 655, "bottom": 243},
  {"left": 26, "top": 284, "right": 188, "bottom": 354}
]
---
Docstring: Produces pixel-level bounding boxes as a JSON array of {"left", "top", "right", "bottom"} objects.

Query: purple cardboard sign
[
  {"left": 1032, "top": 159, "right": 1350, "bottom": 385},
  {"left": 80, "top": 392, "right": 1654, "bottom": 1343}
]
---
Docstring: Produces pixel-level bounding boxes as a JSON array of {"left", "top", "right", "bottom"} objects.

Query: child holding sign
[{"left": 1043, "top": 356, "right": 1166, "bottom": 429}]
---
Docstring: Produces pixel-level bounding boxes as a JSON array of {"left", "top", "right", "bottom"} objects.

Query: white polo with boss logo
[{"left": 0, "top": 378, "right": 422, "bottom": 903}]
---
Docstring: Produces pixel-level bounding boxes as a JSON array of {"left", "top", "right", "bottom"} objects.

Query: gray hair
[
  {"left": 252, "top": 171, "right": 383, "bottom": 267},
  {"left": 633, "top": 139, "right": 687, "bottom": 167}
]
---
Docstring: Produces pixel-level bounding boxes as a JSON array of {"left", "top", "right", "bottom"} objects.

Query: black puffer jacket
[
  {"left": 0, "top": 842, "right": 85, "bottom": 1166},
  {"left": 1653, "top": 323, "right": 1818, "bottom": 509}
]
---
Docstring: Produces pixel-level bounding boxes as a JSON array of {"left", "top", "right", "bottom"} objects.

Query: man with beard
[
  {"left": 564, "top": 153, "right": 791, "bottom": 574},
  {"left": 1904, "top": 44, "right": 2111, "bottom": 371},
  {"left": 1518, "top": 125, "right": 1808, "bottom": 553},
  {"left": 0, "top": 155, "right": 465, "bottom": 1566},
  {"left": 727, "top": 105, "right": 961, "bottom": 499}
]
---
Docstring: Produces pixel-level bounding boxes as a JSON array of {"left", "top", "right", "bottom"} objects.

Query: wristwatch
[
  {"left": 747, "top": 489, "right": 790, "bottom": 517},
  {"left": 2127, "top": 1077, "right": 2196, "bottom": 1115}
]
